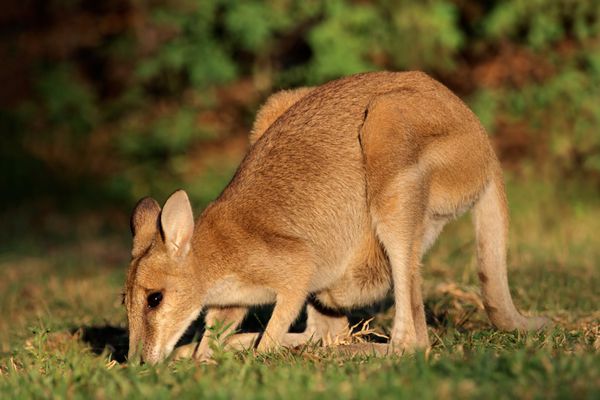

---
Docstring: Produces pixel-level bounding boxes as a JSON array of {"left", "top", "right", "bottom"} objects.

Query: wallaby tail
[{"left": 472, "top": 168, "right": 549, "bottom": 331}]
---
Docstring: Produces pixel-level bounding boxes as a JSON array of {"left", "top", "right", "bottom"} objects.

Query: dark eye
[{"left": 147, "top": 292, "right": 163, "bottom": 309}]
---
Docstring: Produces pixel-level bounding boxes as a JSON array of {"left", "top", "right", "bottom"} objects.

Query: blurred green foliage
[{"left": 1, "top": 0, "right": 599, "bottom": 213}]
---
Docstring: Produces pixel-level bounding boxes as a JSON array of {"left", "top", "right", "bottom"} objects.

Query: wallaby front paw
[
  {"left": 256, "top": 335, "right": 280, "bottom": 353},
  {"left": 172, "top": 343, "right": 197, "bottom": 360},
  {"left": 172, "top": 342, "right": 214, "bottom": 362}
]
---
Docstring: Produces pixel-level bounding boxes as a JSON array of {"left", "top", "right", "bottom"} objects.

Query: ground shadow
[
  {"left": 76, "top": 300, "right": 450, "bottom": 362},
  {"left": 75, "top": 325, "right": 129, "bottom": 363}
]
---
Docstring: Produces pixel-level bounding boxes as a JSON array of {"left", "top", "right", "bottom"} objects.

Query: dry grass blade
[
  {"left": 105, "top": 359, "right": 118, "bottom": 370},
  {"left": 329, "top": 318, "right": 389, "bottom": 347}
]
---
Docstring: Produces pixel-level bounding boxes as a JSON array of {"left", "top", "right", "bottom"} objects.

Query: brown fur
[
  {"left": 249, "top": 86, "right": 314, "bottom": 145},
  {"left": 125, "top": 71, "right": 549, "bottom": 364}
]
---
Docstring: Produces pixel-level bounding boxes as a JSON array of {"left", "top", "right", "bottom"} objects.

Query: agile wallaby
[{"left": 124, "top": 71, "right": 548, "bottom": 364}]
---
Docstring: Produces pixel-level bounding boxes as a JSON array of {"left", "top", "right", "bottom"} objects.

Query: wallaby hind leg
[
  {"left": 413, "top": 218, "right": 448, "bottom": 347},
  {"left": 473, "top": 172, "right": 550, "bottom": 331},
  {"left": 360, "top": 91, "right": 444, "bottom": 352},
  {"left": 370, "top": 172, "right": 426, "bottom": 352}
]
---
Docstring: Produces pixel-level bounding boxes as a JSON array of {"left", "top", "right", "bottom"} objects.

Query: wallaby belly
[{"left": 314, "top": 228, "right": 392, "bottom": 309}]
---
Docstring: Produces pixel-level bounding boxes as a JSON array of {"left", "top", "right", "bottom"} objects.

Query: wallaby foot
[
  {"left": 172, "top": 342, "right": 198, "bottom": 360},
  {"left": 411, "top": 269, "right": 430, "bottom": 348},
  {"left": 172, "top": 332, "right": 260, "bottom": 361},
  {"left": 332, "top": 343, "right": 392, "bottom": 357}
]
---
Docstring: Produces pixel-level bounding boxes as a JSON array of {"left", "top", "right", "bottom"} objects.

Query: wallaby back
[{"left": 250, "top": 87, "right": 314, "bottom": 145}]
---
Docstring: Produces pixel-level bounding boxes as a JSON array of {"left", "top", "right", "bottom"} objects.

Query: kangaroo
[{"left": 124, "top": 71, "right": 548, "bottom": 364}]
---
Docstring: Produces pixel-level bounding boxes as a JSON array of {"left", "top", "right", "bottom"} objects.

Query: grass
[{"left": 0, "top": 175, "right": 598, "bottom": 399}]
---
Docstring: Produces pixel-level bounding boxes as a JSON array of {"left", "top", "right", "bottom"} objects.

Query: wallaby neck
[
  {"left": 190, "top": 204, "right": 242, "bottom": 285},
  {"left": 190, "top": 201, "right": 281, "bottom": 307}
]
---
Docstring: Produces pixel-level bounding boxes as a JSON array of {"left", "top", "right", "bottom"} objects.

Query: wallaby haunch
[{"left": 124, "top": 71, "right": 548, "bottom": 364}]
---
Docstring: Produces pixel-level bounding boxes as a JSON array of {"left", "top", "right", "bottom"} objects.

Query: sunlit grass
[{"left": 0, "top": 177, "right": 598, "bottom": 398}]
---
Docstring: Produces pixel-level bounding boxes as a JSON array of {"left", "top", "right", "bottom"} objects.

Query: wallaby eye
[{"left": 147, "top": 292, "right": 163, "bottom": 309}]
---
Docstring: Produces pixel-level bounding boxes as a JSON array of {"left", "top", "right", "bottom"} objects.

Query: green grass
[{"left": 1, "top": 176, "right": 598, "bottom": 399}]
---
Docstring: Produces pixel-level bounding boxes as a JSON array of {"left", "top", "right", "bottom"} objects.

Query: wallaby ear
[
  {"left": 130, "top": 197, "right": 161, "bottom": 258},
  {"left": 160, "top": 190, "right": 194, "bottom": 258}
]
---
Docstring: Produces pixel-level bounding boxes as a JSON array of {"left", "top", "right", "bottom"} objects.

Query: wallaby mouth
[{"left": 139, "top": 348, "right": 163, "bottom": 365}]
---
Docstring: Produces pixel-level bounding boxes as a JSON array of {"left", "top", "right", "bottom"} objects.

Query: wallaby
[{"left": 124, "top": 71, "right": 548, "bottom": 364}]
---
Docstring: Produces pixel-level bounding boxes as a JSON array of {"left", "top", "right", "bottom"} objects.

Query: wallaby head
[{"left": 125, "top": 190, "right": 203, "bottom": 364}]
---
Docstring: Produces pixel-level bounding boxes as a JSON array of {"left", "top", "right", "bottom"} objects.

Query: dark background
[{"left": 1, "top": 0, "right": 599, "bottom": 250}]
